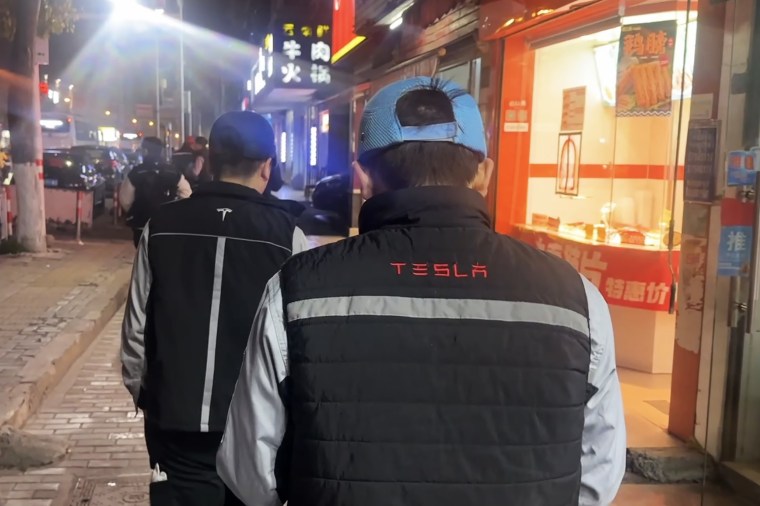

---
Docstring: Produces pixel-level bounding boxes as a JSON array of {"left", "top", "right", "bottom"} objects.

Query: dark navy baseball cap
[
  {"left": 209, "top": 111, "right": 277, "bottom": 161},
  {"left": 358, "top": 77, "right": 487, "bottom": 163}
]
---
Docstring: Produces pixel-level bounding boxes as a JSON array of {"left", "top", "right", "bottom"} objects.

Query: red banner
[{"left": 515, "top": 227, "right": 679, "bottom": 312}]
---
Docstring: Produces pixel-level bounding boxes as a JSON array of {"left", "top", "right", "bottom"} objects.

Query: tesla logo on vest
[
  {"left": 217, "top": 208, "right": 233, "bottom": 221},
  {"left": 390, "top": 262, "right": 488, "bottom": 278}
]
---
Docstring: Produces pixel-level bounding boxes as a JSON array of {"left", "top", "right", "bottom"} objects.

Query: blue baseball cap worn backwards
[{"left": 358, "top": 77, "right": 488, "bottom": 163}]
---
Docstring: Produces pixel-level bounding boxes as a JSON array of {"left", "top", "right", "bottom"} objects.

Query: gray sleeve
[
  {"left": 119, "top": 177, "right": 136, "bottom": 212},
  {"left": 120, "top": 223, "right": 152, "bottom": 405},
  {"left": 579, "top": 275, "right": 627, "bottom": 506},
  {"left": 217, "top": 274, "right": 289, "bottom": 506},
  {"left": 292, "top": 226, "right": 309, "bottom": 254}
]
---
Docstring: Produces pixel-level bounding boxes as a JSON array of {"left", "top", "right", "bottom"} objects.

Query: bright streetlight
[
  {"left": 105, "top": 110, "right": 111, "bottom": 116},
  {"left": 132, "top": 118, "right": 138, "bottom": 124},
  {"left": 107, "top": 0, "right": 185, "bottom": 139}
]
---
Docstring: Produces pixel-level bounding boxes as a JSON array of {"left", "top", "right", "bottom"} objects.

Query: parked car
[
  {"left": 312, "top": 173, "right": 350, "bottom": 215},
  {"left": 42, "top": 150, "right": 106, "bottom": 206},
  {"left": 69, "top": 145, "right": 128, "bottom": 192}
]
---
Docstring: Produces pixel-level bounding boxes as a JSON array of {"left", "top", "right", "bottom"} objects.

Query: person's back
[
  {"left": 218, "top": 78, "right": 626, "bottom": 506},
  {"left": 140, "top": 186, "right": 301, "bottom": 430},
  {"left": 126, "top": 162, "right": 181, "bottom": 227},
  {"left": 121, "top": 137, "right": 191, "bottom": 247},
  {"left": 121, "top": 112, "right": 308, "bottom": 505}
]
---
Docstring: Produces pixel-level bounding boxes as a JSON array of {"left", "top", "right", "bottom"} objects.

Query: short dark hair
[
  {"left": 361, "top": 81, "right": 483, "bottom": 190},
  {"left": 209, "top": 127, "right": 266, "bottom": 180},
  {"left": 142, "top": 137, "right": 164, "bottom": 159},
  {"left": 195, "top": 136, "right": 208, "bottom": 147}
]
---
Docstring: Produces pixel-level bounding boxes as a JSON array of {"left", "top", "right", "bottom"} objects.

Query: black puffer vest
[{"left": 279, "top": 186, "right": 591, "bottom": 506}]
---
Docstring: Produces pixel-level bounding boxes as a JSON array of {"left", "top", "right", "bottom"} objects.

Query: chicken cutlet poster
[{"left": 616, "top": 21, "right": 677, "bottom": 117}]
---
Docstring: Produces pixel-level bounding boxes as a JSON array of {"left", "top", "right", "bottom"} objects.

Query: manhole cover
[{"left": 69, "top": 475, "right": 150, "bottom": 505}]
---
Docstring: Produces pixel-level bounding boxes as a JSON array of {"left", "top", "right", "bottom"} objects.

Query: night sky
[
  {"left": 49, "top": 0, "right": 270, "bottom": 78},
  {"left": 45, "top": 0, "right": 271, "bottom": 132}
]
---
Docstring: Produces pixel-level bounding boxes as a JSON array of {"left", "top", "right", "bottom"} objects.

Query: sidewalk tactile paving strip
[{"left": 68, "top": 475, "right": 150, "bottom": 505}]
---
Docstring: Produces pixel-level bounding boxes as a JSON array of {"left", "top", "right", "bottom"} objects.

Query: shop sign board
[
  {"left": 718, "top": 198, "right": 755, "bottom": 277},
  {"left": 684, "top": 120, "right": 719, "bottom": 203},
  {"left": 616, "top": 21, "right": 677, "bottom": 117},
  {"left": 561, "top": 87, "right": 585, "bottom": 131},
  {"left": 516, "top": 227, "right": 678, "bottom": 312},
  {"left": 726, "top": 150, "right": 757, "bottom": 187},
  {"left": 260, "top": 21, "right": 333, "bottom": 93},
  {"left": 503, "top": 99, "right": 529, "bottom": 133}
]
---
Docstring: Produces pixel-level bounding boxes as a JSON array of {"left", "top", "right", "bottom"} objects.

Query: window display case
[{"left": 495, "top": 3, "right": 698, "bottom": 373}]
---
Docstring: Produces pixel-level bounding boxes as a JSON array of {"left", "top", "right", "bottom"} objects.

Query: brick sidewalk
[
  {"left": 0, "top": 239, "right": 134, "bottom": 429},
  {"left": 0, "top": 308, "right": 752, "bottom": 506},
  {"left": 0, "top": 309, "right": 149, "bottom": 505}
]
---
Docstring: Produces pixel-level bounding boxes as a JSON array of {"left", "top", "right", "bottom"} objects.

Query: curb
[{"left": 0, "top": 272, "right": 130, "bottom": 430}]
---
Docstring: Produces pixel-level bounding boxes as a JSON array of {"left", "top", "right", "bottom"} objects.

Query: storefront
[
  {"left": 482, "top": 0, "right": 703, "bottom": 449},
  {"left": 490, "top": 0, "right": 696, "bottom": 373},
  {"left": 248, "top": 10, "right": 336, "bottom": 192}
]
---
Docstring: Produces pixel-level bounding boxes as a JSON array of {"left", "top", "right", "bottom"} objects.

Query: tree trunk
[{"left": 7, "top": 0, "right": 46, "bottom": 252}]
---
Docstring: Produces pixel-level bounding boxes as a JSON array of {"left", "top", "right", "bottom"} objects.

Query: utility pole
[
  {"left": 7, "top": 0, "right": 47, "bottom": 252},
  {"left": 179, "top": 0, "right": 185, "bottom": 141},
  {"left": 156, "top": 39, "right": 161, "bottom": 137}
]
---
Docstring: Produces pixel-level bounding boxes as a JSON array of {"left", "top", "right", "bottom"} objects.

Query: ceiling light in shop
[
  {"left": 622, "top": 10, "right": 698, "bottom": 26},
  {"left": 377, "top": 0, "right": 413, "bottom": 26}
]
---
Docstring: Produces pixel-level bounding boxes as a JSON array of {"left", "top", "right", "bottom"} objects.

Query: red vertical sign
[{"left": 333, "top": 0, "right": 357, "bottom": 59}]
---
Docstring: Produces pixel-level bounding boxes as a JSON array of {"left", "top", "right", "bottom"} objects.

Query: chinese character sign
[
  {"left": 616, "top": 21, "right": 677, "bottom": 117},
  {"left": 718, "top": 198, "right": 755, "bottom": 277},
  {"left": 275, "top": 21, "right": 333, "bottom": 87},
  {"left": 517, "top": 227, "right": 678, "bottom": 312}
]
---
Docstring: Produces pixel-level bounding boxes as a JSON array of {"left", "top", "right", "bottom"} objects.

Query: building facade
[{"left": 249, "top": 0, "right": 760, "bottom": 497}]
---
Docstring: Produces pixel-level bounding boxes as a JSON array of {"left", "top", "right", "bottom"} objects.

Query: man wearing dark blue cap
[
  {"left": 218, "top": 78, "right": 625, "bottom": 506},
  {"left": 121, "top": 111, "right": 308, "bottom": 505}
]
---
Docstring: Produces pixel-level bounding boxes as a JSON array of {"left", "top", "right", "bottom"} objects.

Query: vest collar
[
  {"left": 192, "top": 182, "right": 296, "bottom": 213},
  {"left": 359, "top": 186, "right": 492, "bottom": 233},
  {"left": 192, "top": 181, "right": 265, "bottom": 202}
]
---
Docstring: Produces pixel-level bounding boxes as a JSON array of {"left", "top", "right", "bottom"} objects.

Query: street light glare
[{"left": 109, "top": 0, "right": 164, "bottom": 20}]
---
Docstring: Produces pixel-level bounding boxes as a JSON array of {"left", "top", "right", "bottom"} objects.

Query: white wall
[{"left": 527, "top": 34, "right": 690, "bottom": 234}]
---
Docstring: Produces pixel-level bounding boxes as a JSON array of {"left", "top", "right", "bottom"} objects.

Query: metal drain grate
[{"left": 69, "top": 475, "right": 150, "bottom": 505}]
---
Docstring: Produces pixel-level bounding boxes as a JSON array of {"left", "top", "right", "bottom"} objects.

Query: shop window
[
  {"left": 517, "top": 10, "right": 696, "bottom": 251},
  {"left": 438, "top": 61, "right": 473, "bottom": 93},
  {"left": 503, "top": 7, "right": 698, "bottom": 379}
]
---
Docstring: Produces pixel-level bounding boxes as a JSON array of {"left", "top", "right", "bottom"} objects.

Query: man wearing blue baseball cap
[
  {"left": 121, "top": 111, "right": 308, "bottom": 505},
  {"left": 218, "top": 78, "right": 625, "bottom": 506}
]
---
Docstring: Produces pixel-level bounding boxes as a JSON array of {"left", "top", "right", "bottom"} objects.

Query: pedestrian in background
[
  {"left": 177, "top": 136, "right": 195, "bottom": 154},
  {"left": 121, "top": 111, "right": 308, "bottom": 506},
  {"left": 218, "top": 77, "right": 626, "bottom": 506},
  {"left": 120, "top": 137, "right": 191, "bottom": 247},
  {"left": 192, "top": 136, "right": 212, "bottom": 186}
]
